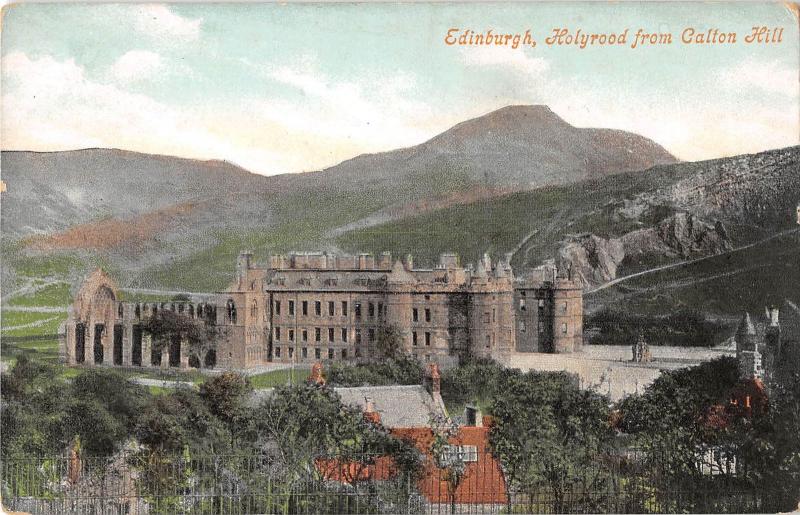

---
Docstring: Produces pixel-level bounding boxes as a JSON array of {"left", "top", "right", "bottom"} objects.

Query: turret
[
  {"left": 237, "top": 250, "right": 253, "bottom": 288},
  {"left": 736, "top": 312, "right": 757, "bottom": 353}
]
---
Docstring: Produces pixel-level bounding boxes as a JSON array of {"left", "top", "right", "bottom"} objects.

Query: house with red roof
[{"left": 315, "top": 364, "right": 508, "bottom": 510}]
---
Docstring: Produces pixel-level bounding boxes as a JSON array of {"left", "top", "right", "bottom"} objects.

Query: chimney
[
  {"left": 363, "top": 396, "right": 381, "bottom": 424},
  {"left": 425, "top": 362, "right": 441, "bottom": 395},
  {"left": 308, "top": 362, "right": 326, "bottom": 386}
]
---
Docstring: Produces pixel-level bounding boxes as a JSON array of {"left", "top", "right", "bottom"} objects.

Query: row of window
[
  {"left": 518, "top": 321, "right": 569, "bottom": 334},
  {"left": 271, "top": 300, "right": 440, "bottom": 324},
  {"left": 412, "top": 308, "right": 432, "bottom": 323},
  {"left": 274, "top": 346, "right": 358, "bottom": 360},
  {"left": 412, "top": 331, "right": 433, "bottom": 346},
  {"left": 273, "top": 346, "right": 442, "bottom": 361},
  {"left": 273, "top": 300, "right": 386, "bottom": 319},
  {"left": 274, "top": 326, "right": 375, "bottom": 344}
]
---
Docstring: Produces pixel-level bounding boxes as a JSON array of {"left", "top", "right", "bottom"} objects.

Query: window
[
  {"left": 288, "top": 300, "right": 295, "bottom": 316},
  {"left": 118, "top": 304, "right": 124, "bottom": 318},
  {"left": 538, "top": 299, "right": 545, "bottom": 308},
  {"left": 562, "top": 301, "right": 568, "bottom": 313},
  {"left": 562, "top": 323, "right": 568, "bottom": 334},
  {"left": 342, "top": 349, "right": 347, "bottom": 359},
  {"left": 355, "top": 329, "right": 362, "bottom": 344},
  {"left": 315, "top": 328, "right": 321, "bottom": 342},
  {"left": 328, "top": 349, "right": 334, "bottom": 360},
  {"left": 328, "top": 328, "right": 334, "bottom": 342},
  {"left": 275, "top": 301, "right": 281, "bottom": 315},
  {"left": 251, "top": 300, "right": 258, "bottom": 318},
  {"left": 288, "top": 347, "right": 294, "bottom": 359},
  {"left": 227, "top": 300, "right": 237, "bottom": 324},
  {"left": 302, "top": 329, "right": 308, "bottom": 342},
  {"left": 302, "top": 301, "right": 308, "bottom": 316},
  {"left": 369, "top": 328, "right": 375, "bottom": 341},
  {"left": 368, "top": 303, "right": 375, "bottom": 317},
  {"left": 485, "top": 335, "right": 491, "bottom": 348},
  {"left": 482, "top": 313, "right": 490, "bottom": 324},
  {"left": 315, "top": 348, "right": 321, "bottom": 359},
  {"left": 520, "top": 321, "right": 526, "bottom": 332},
  {"left": 520, "top": 298, "right": 526, "bottom": 311},
  {"left": 342, "top": 301, "right": 348, "bottom": 316},
  {"left": 328, "top": 301, "right": 335, "bottom": 316},
  {"left": 288, "top": 329, "right": 295, "bottom": 341},
  {"left": 439, "top": 445, "right": 478, "bottom": 464},
  {"left": 413, "top": 331, "right": 418, "bottom": 346},
  {"left": 492, "top": 308, "right": 496, "bottom": 322},
  {"left": 378, "top": 303, "right": 383, "bottom": 317},
  {"left": 342, "top": 328, "right": 348, "bottom": 342},
  {"left": 315, "top": 301, "right": 322, "bottom": 317},
  {"left": 425, "top": 308, "right": 431, "bottom": 323},
  {"left": 355, "top": 302, "right": 362, "bottom": 319},
  {"left": 302, "top": 348, "right": 308, "bottom": 359},
  {"left": 275, "top": 327, "right": 281, "bottom": 340},
  {"left": 275, "top": 347, "right": 281, "bottom": 358},
  {"left": 413, "top": 308, "right": 419, "bottom": 322},
  {"left": 355, "top": 348, "right": 361, "bottom": 358},
  {"left": 425, "top": 332, "right": 431, "bottom": 346}
]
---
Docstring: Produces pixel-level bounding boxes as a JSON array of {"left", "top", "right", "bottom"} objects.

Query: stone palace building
[{"left": 61, "top": 251, "right": 583, "bottom": 370}]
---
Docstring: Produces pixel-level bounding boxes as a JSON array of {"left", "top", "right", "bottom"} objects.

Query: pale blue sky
[{"left": 2, "top": 2, "right": 798, "bottom": 174}]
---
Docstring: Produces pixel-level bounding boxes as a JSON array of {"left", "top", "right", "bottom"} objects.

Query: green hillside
[
  {"left": 585, "top": 230, "right": 800, "bottom": 318},
  {"left": 335, "top": 162, "right": 697, "bottom": 269}
]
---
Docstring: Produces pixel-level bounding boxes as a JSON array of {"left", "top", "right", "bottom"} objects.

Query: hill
[
  {"left": 1, "top": 105, "right": 675, "bottom": 291},
  {"left": 335, "top": 146, "right": 800, "bottom": 318}
]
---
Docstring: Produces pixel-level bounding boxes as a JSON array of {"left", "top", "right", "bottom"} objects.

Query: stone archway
[{"left": 66, "top": 269, "right": 120, "bottom": 365}]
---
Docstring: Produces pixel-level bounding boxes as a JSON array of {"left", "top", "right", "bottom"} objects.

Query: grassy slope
[
  {"left": 585, "top": 230, "right": 800, "bottom": 318},
  {"left": 334, "top": 164, "right": 691, "bottom": 268}
]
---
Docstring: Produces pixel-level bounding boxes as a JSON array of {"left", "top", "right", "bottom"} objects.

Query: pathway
[{"left": 586, "top": 227, "right": 800, "bottom": 295}]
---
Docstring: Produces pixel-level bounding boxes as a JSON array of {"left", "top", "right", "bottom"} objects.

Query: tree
[
  {"left": 429, "top": 412, "right": 466, "bottom": 515},
  {"left": 251, "top": 383, "right": 419, "bottom": 512},
  {"left": 142, "top": 308, "right": 218, "bottom": 369},
  {"left": 375, "top": 325, "right": 403, "bottom": 359},
  {"left": 199, "top": 372, "right": 252, "bottom": 435},
  {"left": 489, "top": 370, "right": 614, "bottom": 513}
]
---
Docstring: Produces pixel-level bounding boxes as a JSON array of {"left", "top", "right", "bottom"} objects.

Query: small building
[{"left": 314, "top": 364, "right": 507, "bottom": 510}]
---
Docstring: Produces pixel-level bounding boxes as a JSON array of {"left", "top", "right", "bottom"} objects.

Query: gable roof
[
  {"left": 248, "top": 384, "right": 446, "bottom": 428},
  {"left": 334, "top": 385, "right": 445, "bottom": 428}
]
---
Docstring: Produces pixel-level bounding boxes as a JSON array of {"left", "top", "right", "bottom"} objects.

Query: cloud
[
  {"left": 110, "top": 50, "right": 163, "bottom": 82},
  {"left": 132, "top": 5, "right": 202, "bottom": 42},
  {"left": 717, "top": 59, "right": 799, "bottom": 97},
  {"left": 258, "top": 62, "right": 448, "bottom": 161},
  {"left": 1, "top": 52, "right": 286, "bottom": 173},
  {"left": 462, "top": 47, "right": 550, "bottom": 77}
]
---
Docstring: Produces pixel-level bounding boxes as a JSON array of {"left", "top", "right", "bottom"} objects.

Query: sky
[{"left": 2, "top": 2, "right": 798, "bottom": 175}]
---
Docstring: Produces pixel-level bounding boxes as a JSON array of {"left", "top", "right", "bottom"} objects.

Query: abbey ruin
[{"left": 60, "top": 251, "right": 583, "bottom": 371}]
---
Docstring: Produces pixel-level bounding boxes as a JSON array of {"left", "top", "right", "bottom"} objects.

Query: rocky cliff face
[
  {"left": 640, "top": 147, "right": 800, "bottom": 229},
  {"left": 558, "top": 213, "right": 732, "bottom": 288}
]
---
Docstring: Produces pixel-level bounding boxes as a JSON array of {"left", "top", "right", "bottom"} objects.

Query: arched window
[
  {"left": 251, "top": 299, "right": 258, "bottom": 318},
  {"left": 227, "top": 299, "right": 237, "bottom": 324}
]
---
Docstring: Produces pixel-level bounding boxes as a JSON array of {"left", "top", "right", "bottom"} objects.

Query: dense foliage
[
  {"left": 325, "top": 355, "right": 423, "bottom": 387},
  {"left": 586, "top": 308, "right": 727, "bottom": 347}
]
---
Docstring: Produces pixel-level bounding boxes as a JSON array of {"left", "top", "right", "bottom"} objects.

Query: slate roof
[
  {"left": 249, "top": 384, "right": 446, "bottom": 428},
  {"left": 334, "top": 385, "right": 445, "bottom": 428}
]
